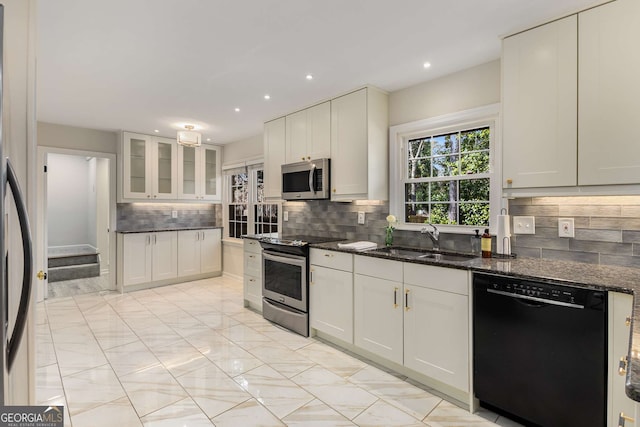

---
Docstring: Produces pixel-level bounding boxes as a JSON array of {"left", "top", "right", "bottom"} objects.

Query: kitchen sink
[{"left": 369, "top": 247, "right": 476, "bottom": 262}]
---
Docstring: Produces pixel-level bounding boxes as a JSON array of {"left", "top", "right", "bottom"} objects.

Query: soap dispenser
[
  {"left": 481, "top": 228, "right": 492, "bottom": 258},
  {"left": 470, "top": 229, "right": 481, "bottom": 255}
]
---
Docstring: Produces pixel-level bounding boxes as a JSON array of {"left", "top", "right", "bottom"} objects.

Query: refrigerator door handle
[{"left": 5, "top": 159, "right": 33, "bottom": 371}]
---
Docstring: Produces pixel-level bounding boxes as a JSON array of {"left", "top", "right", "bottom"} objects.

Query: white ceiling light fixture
[
  {"left": 264, "top": 94, "right": 271, "bottom": 100},
  {"left": 306, "top": 74, "right": 313, "bottom": 80},
  {"left": 177, "top": 125, "right": 202, "bottom": 147},
  {"left": 423, "top": 62, "right": 432, "bottom": 69},
  {"left": 234, "top": 107, "right": 240, "bottom": 112}
]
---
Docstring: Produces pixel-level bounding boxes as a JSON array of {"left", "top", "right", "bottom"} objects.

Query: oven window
[{"left": 264, "top": 258, "right": 302, "bottom": 301}]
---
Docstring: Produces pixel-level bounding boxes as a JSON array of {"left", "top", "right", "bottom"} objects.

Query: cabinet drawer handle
[
  {"left": 393, "top": 287, "right": 398, "bottom": 308},
  {"left": 619, "top": 356, "right": 628, "bottom": 376},
  {"left": 619, "top": 412, "right": 635, "bottom": 427},
  {"left": 405, "top": 289, "right": 410, "bottom": 311},
  {"left": 249, "top": 278, "right": 255, "bottom": 282},
  {"left": 324, "top": 253, "right": 333, "bottom": 258},
  {"left": 626, "top": 316, "right": 632, "bottom": 327},
  {"left": 248, "top": 255, "right": 255, "bottom": 259}
]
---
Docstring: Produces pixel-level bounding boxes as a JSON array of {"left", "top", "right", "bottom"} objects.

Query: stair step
[
  {"left": 48, "top": 263, "right": 100, "bottom": 283},
  {"left": 49, "top": 254, "right": 99, "bottom": 268}
]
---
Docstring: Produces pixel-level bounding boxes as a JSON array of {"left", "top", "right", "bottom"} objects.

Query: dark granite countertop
[
  {"left": 116, "top": 226, "right": 223, "bottom": 234},
  {"left": 310, "top": 241, "right": 640, "bottom": 401}
]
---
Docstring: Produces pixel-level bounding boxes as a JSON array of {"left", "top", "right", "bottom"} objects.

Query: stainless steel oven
[
  {"left": 262, "top": 251, "right": 307, "bottom": 312},
  {"left": 259, "top": 235, "right": 340, "bottom": 337}
]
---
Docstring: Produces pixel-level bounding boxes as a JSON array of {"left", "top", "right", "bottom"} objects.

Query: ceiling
[{"left": 37, "top": 0, "right": 603, "bottom": 145}]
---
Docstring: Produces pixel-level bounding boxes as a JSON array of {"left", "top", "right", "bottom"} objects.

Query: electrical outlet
[
  {"left": 283, "top": 211, "right": 289, "bottom": 222},
  {"left": 357, "top": 211, "right": 365, "bottom": 225},
  {"left": 171, "top": 210, "right": 178, "bottom": 219},
  {"left": 558, "top": 218, "right": 575, "bottom": 238},
  {"left": 513, "top": 216, "right": 535, "bottom": 234}
]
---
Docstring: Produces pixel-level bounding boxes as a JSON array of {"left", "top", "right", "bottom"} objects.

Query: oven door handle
[{"left": 263, "top": 251, "right": 307, "bottom": 267}]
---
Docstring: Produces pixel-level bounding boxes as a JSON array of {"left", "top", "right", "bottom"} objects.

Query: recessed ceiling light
[
  {"left": 264, "top": 94, "right": 271, "bottom": 100},
  {"left": 306, "top": 74, "right": 313, "bottom": 80},
  {"left": 235, "top": 107, "right": 240, "bottom": 112},
  {"left": 423, "top": 62, "right": 431, "bottom": 69},
  {"left": 206, "top": 138, "right": 211, "bottom": 142},
  {"left": 154, "top": 129, "right": 159, "bottom": 133}
]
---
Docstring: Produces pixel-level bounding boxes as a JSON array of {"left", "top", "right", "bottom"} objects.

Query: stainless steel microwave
[{"left": 281, "top": 158, "right": 330, "bottom": 200}]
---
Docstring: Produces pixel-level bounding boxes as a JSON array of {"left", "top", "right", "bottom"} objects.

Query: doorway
[{"left": 36, "top": 147, "right": 117, "bottom": 300}]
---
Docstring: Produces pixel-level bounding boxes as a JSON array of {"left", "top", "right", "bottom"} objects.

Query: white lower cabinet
[
  {"left": 610, "top": 292, "right": 635, "bottom": 427},
  {"left": 353, "top": 255, "right": 470, "bottom": 395},
  {"left": 178, "top": 229, "right": 222, "bottom": 277},
  {"left": 243, "top": 239, "right": 263, "bottom": 311},
  {"left": 120, "top": 231, "right": 177, "bottom": 287},
  {"left": 404, "top": 263, "right": 469, "bottom": 393},
  {"left": 310, "top": 249, "right": 354, "bottom": 343}
]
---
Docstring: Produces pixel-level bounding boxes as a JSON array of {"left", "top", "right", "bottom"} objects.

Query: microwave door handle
[{"left": 309, "top": 164, "right": 316, "bottom": 194}]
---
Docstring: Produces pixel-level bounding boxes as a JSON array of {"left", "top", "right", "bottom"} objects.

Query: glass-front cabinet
[
  {"left": 178, "top": 144, "right": 221, "bottom": 201},
  {"left": 122, "top": 132, "right": 177, "bottom": 200}
]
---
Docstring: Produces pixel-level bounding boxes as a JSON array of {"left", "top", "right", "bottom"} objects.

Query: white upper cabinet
[
  {"left": 122, "top": 132, "right": 219, "bottom": 201},
  {"left": 123, "top": 133, "right": 177, "bottom": 200},
  {"left": 502, "top": 16, "right": 577, "bottom": 189},
  {"left": 264, "top": 117, "right": 286, "bottom": 199},
  {"left": 578, "top": 0, "right": 640, "bottom": 186},
  {"left": 285, "top": 101, "right": 331, "bottom": 163},
  {"left": 330, "top": 87, "right": 388, "bottom": 201},
  {"left": 177, "top": 144, "right": 222, "bottom": 201}
]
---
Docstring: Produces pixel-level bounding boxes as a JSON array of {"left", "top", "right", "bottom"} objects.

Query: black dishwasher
[{"left": 473, "top": 272, "right": 607, "bottom": 427}]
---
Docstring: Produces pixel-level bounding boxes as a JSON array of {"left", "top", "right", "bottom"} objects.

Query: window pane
[
  {"left": 405, "top": 183, "right": 429, "bottom": 203},
  {"left": 430, "top": 181, "right": 457, "bottom": 202},
  {"left": 460, "top": 127, "right": 490, "bottom": 152},
  {"left": 407, "top": 158, "right": 431, "bottom": 179},
  {"left": 460, "top": 151, "right": 489, "bottom": 174},
  {"left": 460, "top": 178, "right": 490, "bottom": 201},
  {"left": 459, "top": 202, "right": 489, "bottom": 226},
  {"left": 405, "top": 203, "right": 429, "bottom": 223},
  {"left": 430, "top": 203, "right": 457, "bottom": 225},
  {"left": 431, "top": 135, "right": 450, "bottom": 156},
  {"left": 408, "top": 138, "right": 431, "bottom": 158}
]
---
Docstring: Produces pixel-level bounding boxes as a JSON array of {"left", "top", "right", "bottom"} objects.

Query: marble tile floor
[
  {"left": 47, "top": 273, "right": 112, "bottom": 299},
  {"left": 36, "top": 276, "right": 523, "bottom": 427}
]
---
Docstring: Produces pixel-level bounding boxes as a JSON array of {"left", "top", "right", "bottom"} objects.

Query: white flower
[{"left": 386, "top": 214, "right": 396, "bottom": 224}]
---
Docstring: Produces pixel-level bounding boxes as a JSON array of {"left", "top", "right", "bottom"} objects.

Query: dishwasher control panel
[{"left": 475, "top": 273, "right": 602, "bottom": 307}]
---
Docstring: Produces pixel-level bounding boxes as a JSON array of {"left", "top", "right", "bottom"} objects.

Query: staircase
[{"left": 48, "top": 248, "right": 100, "bottom": 283}]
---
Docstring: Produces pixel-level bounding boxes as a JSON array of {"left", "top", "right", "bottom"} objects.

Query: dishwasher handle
[{"left": 487, "top": 288, "right": 585, "bottom": 309}]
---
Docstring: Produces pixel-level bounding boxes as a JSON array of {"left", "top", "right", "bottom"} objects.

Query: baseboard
[{"left": 223, "top": 271, "right": 243, "bottom": 282}]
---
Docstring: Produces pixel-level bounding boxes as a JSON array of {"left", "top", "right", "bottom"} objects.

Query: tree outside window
[{"left": 405, "top": 127, "right": 490, "bottom": 226}]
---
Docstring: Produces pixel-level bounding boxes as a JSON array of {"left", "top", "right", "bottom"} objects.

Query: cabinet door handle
[
  {"left": 201, "top": 231, "right": 205, "bottom": 240},
  {"left": 310, "top": 270, "right": 314, "bottom": 284},
  {"left": 619, "top": 412, "right": 635, "bottom": 427},
  {"left": 619, "top": 356, "right": 628, "bottom": 376},
  {"left": 405, "top": 289, "right": 410, "bottom": 311},
  {"left": 393, "top": 287, "right": 398, "bottom": 308},
  {"left": 626, "top": 316, "right": 632, "bottom": 327},
  {"left": 146, "top": 235, "right": 150, "bottom": 245}
]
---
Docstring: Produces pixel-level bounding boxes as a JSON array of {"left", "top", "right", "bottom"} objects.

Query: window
[
  {"left": 390, "top": 104, "right": 501, "bottom": 232},
  {"left": 225, "top": 164, "right": 280, "bottom": 238}
]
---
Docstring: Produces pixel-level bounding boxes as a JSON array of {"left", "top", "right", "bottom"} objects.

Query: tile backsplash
[
  {"left": 282, "top": 200, "right": 475, "bottom": 252},
  {"left": 117, "top": 203, "right": 222, "bottom": 231},
  {"left": 509, "top": 196, "right": 640, "bottom": 268}
]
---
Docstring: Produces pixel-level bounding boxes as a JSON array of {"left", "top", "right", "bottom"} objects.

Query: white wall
[
  {"left": 38, "top": 121, "right": 118, "bottom": 154},
  {"left": 47, "top": 153, "right": 92, "bottom": 247},
  {"left": 389, "top": 60, "right": 500, "bottom": 126}
]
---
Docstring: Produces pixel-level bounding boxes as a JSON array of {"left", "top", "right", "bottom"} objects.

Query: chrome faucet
[{"left": 421, "top": 223, "right": 440, "bottom": 250}]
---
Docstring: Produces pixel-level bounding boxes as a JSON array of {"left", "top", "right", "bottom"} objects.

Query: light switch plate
[
  {"left": 558, "top": 218, "right": 575, "bottom": 238},
  {"left": 357, "top": 211, "right": 365, "bottom": 225},
  {"left": 171, "top": 210, "right": 178, "bottom": 219},
  {"left": 513, "top": 216, "right": 535, "bottom": 234},
  {"left": 283, "top": 211, "right": 289, "bottom": 222}
]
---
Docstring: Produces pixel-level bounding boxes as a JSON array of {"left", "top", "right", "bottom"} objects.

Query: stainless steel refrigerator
[{"left": 0, "top": 3, "right": 34, "bottom": 404}]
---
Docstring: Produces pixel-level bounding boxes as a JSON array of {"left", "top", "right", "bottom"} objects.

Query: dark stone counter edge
[
  {"left": 308, "top": 241, "right": 640, "bottom": 402},
  {"left": 116, "top": 226, "right": 223, "bottom": 234}
]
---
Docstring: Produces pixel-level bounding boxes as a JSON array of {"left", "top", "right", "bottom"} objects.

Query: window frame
[
  {"left": 389, "top": 104, "right": 502, "bottom": 234},
  {"left": 223, "top": 162, "right": 281, "bottom": 240}
]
